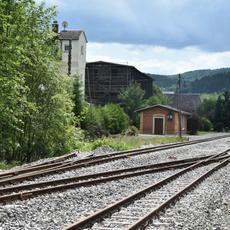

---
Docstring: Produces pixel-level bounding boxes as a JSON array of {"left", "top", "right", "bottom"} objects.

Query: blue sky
[{"left": 40, "top": 0, "right": 230, "bottom": 74}]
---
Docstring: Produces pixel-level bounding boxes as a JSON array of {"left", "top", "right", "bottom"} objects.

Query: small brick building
[{"left": 136, "top": 104, "right": 191, "bottom": 135}]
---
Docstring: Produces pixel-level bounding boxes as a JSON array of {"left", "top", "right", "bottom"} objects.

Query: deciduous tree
[
  {"left": 119, "top": 81, "right": 145, "bottom": 125},
  {"left": 0, "top": 0, "right": 77, "bottom": 162}
]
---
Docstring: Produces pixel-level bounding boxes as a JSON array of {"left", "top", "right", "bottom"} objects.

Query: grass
[
  {"left": 197, "top": 131, "right": 211, "bottom": 135},
  {"left": 0, "top": 161, "right": 19, "bottom": 170},
  {"left": 75, "top": 135, "right": 186, "bottom": 152},
  {"left": 0, "top": 135, "right": 185, "bottom": 170}
]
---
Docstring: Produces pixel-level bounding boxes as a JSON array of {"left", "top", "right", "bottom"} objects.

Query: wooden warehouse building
[
  {"left": 85, "top": 61, "right": 153, "bottom": 104},
  {"left": 137, "top": 104, "right": 191, "bottom": 135}
]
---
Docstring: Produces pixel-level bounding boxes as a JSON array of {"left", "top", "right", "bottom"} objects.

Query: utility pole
[{"left": 178, "top": 74, "right": 182, "bottom": 138}]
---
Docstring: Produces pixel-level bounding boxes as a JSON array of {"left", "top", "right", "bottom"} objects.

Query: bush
[
  {"left": 103, "top": 104, "right": 129, "bottom": 134},
  {"left": 125, "top": 126, "right": 139, "bottom": 136},
  {"left": 187, "top": 114, "right": 201, "bottom": 135},
  {"left": 81, "top": 104, "right": 129, "bottom": 138},
  {"left": 200, "top": 117, "right": 213, "bottom": 131},
  {"left": 214, "top": 122, "right": 224, "bottom": 132},
  {"left": 80, "top": 105, "right": 107, "bottom": 138}
]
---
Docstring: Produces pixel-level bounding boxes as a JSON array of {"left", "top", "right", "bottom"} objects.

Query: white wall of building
[{"left": 60, "top": 32, "right": 86, "bottom": 94}]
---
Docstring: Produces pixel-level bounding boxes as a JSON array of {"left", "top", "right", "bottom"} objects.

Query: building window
[
  {"left": 64, "top": 45, "right": 70, "bottom": 52},
  {"left": 81, "top": 45, "right": 84, "bottom": 55}
]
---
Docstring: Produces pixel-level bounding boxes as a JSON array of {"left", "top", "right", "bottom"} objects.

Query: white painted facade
[{"left": 59, "top": 31, "right": 87, "bottom": 94}]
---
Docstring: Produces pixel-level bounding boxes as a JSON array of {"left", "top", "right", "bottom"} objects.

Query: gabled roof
[
  {"left": 136, "top": 104, "right": 191, "bottom": 115},
  {"left": 59, "top": 30, "right": 87, "bottom": 42},
  {"left": 87, "top": 61, "right": 133, "bottom": 68}
]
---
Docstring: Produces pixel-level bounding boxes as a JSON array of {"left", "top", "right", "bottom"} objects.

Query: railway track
[
  {"left": 0, "top": 135, "right": 229, "bottom": 185},
  {"left": 0, "top": 152, "right": 76, "bottom": 180},
  {"left": 64, "top": 150, "right": 230, "bottom": 230},
  {"left": 0, "top": 151, "right": 228, "bottom": 204}
]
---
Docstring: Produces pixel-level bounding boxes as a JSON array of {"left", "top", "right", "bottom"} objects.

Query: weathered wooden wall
[{"left": 85, "top": 61, "right": 153, "bottom": 104}]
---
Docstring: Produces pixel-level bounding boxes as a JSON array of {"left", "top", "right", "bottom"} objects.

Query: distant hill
[
  {"left": 148, "top": 67, "right": 230, "bottom": 93},
  {"left": 190, "top": 72, "right": 230, "bottom": 93}
]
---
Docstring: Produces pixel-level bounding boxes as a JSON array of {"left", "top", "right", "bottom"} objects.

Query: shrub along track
[
  {"left": 0, "top": 134, "right": 229, "bottom": 185},
  {"left": 63, "top": 150, "right": 230, "bottom": 230},
  {"left": 0, "top": 150, "right": 229, "bottom": 204}
]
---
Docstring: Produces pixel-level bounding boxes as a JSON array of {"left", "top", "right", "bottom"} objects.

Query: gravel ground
[
  {"left": 4, "top": 136, "right": 230, "bottom": 188},
  {"left": 0, "top": 133, "right": 229, "bottom": 230},
  {"left": 89, "top": 163, "right": 218, "bottom": 230},
  {"left": 0, "top": 170, "right": 180, "bottom": 229},
  {"left": 146, "top": 163, "right": 230, "bottom": 230}
]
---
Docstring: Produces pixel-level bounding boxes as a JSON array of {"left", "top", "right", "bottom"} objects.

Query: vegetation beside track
[
  {"left": 71, "top": 135, "right": 185, "bottom": 152},
  {"left": 0, "top": 136, "right": 185, "bottom": 170},
  {"left": 0, "top": 162, "right": 19, "bottom": 170}
]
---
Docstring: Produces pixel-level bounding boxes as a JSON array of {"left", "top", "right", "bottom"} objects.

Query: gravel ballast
[
  {"left": 0, "top": 170, "right": 180, "bottom": 229},
  {"left": 146, "top": 164, "right": 230, "bottom": 230},
  {"left": 0, "top": 134, "right": 229, "bottom": 229},
  {"left": 3, "top": 137, "right": 230, "bottom": 188}
]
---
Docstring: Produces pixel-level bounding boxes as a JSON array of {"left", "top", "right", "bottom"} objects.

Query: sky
[{"left": 39, "top": 0, "right": 230, "bottom": 74}]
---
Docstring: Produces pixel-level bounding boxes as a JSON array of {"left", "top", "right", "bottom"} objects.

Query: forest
[{"left": 149, "top": 68, "right": 230, "bottom": 93}]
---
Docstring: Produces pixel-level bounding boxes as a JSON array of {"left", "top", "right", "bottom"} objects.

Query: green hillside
[
  {"left": 148, "top": 67, "right": 230, "bottom": 93},
  {"left": 190, "top": 72, "right": 230, "bottom": 93}
]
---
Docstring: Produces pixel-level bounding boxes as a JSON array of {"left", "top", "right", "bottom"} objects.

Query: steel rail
[
  {"left": 1, "top": 135, "right": 229, "bottom": 180},
  {"left": 0, "top": 153, "right": 228, "bottom": 204},
  {"left": 63, "top": 149, "right": 229, "bottom": 230},
  {"left": 0, "top": 134, "right": 228, "bottom": 180},
  {"left": 0, "top": 135, "right": 229, "bottom": 184},
  {"left": 0, "top": 153, "right": 77, "bottom": 179},
  {"left": 127, "top": 157, "right": 230, "bottom": 230}
]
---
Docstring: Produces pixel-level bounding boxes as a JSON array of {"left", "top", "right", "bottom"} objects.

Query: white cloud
[{"left": 87, "top": 42, "right": 230, "bottom": 74}]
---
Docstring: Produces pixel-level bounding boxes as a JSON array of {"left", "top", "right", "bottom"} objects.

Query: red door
[{"left": 154, "top": 118, "right": 163, "bottom": 135}]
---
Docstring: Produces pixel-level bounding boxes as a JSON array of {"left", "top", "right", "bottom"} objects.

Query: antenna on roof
[{"left": 62, "top": 21, "right": 68, "bottom": 31}]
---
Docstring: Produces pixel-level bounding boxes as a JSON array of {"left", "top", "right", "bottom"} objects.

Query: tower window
[{"left": 64, "top": 45, "right": 70, "bottom": 52}]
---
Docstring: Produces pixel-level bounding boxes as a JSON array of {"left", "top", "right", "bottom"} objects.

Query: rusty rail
[
  {"left": 63, "top": 149, "right": 230, "bottom": 230},
  {"left": 127, "top": 157, "right": 230, "bottom": 230},
  {"left": 0, "top": 135, "right": 229, "bottom": 184},
  {"left": 0, "top": 153, "right": 228, "bottom": 204}
]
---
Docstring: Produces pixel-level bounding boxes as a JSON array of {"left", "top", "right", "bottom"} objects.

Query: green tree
[
  {"left": 0, "top": 0, "right": 77, "bottom": 162},
  {"left": 197, "top": 97, "right": 217, "bottom": 123},
  {"left": 72, "top": 75, "right": 84, "bottom": 119},
  {"left": 214, "top": 95, "right": 224, "bottom": 131},
  {"left": 222, "top": 91, "right": 230, "bottom": 129},
  {"left": 200, "top": 117, "right": 213, "bottom": 131},
  {"left": 119, "top": 81, "right": 145, "bottom": 125},
  {"left": 145, "top": 85, "right": 169, "bottom": 106},
  {"left": 103, "top": 104, "right": 129, "bottom": 134},
  {"left": 80, "top": 105, "right": 107, "bottom": 138}
]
